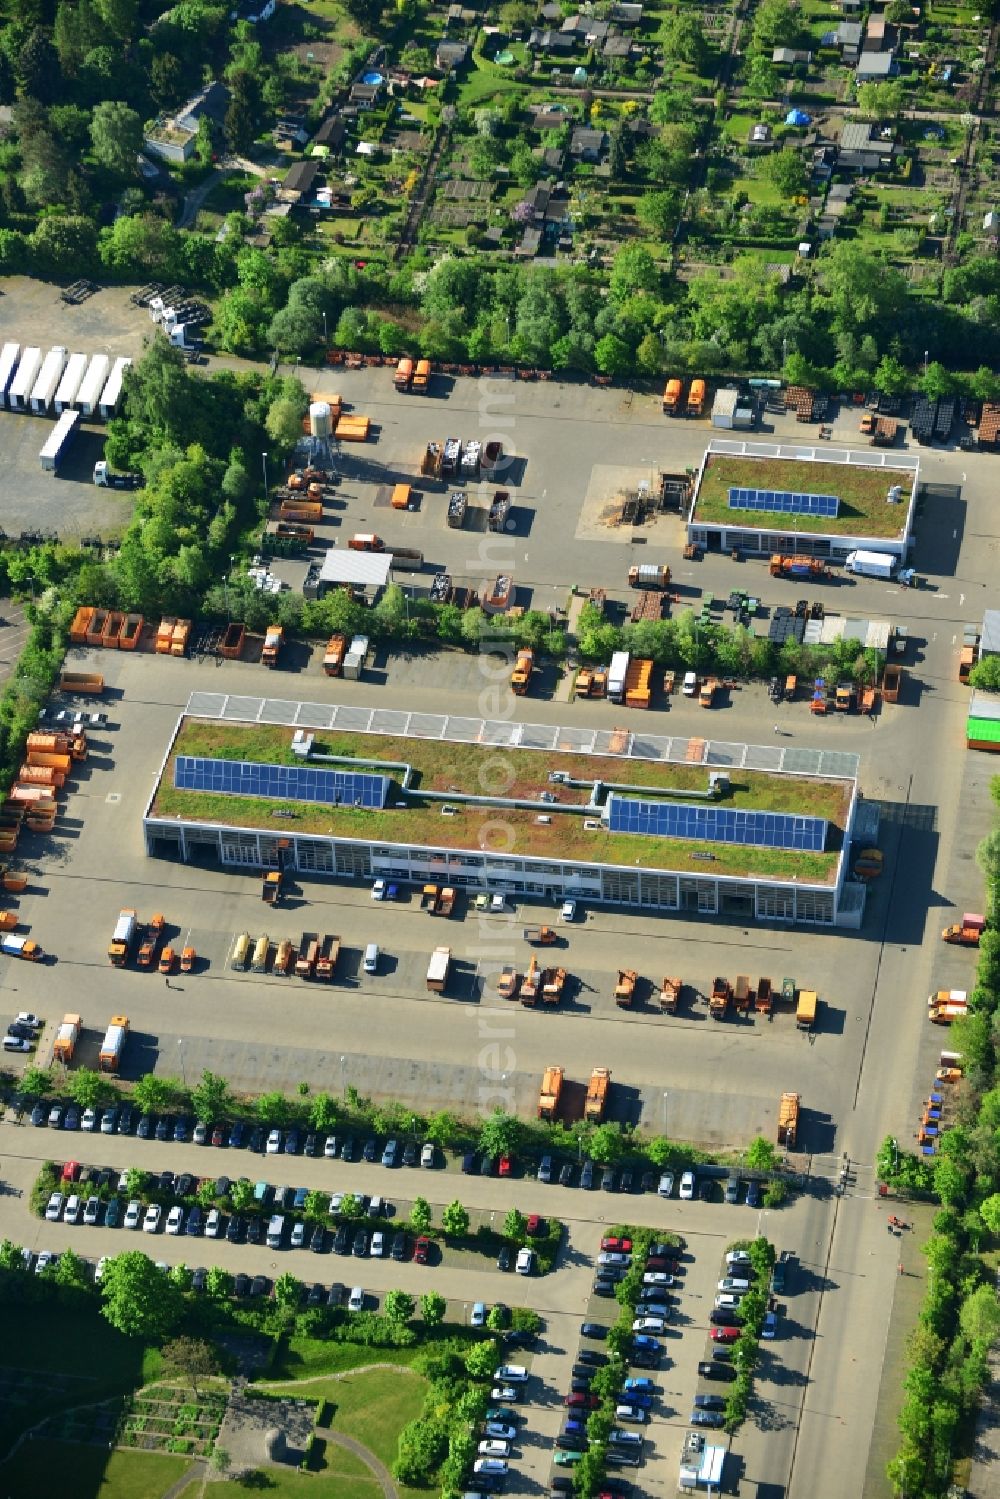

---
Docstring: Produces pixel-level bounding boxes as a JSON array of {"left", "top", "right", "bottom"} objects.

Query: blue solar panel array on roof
[
  {"left": 174, "top": 755, "right": 390, "bottom": 809},
  {"left": 606, "top": 796, "right": 827, "bottom": 851},
  {"left": 728, "top": 487, "right": 840, "bottom": 518}
]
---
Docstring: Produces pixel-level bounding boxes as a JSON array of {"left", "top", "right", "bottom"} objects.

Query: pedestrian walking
[
  {"left": 773, "top": 724, "right": 781, "bottom": 735},
  {"left": 164, "top": 975, "right": 171, "bottom": 990}
]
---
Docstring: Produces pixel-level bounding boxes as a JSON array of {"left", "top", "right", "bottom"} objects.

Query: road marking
[
  {"left": 962, "top": 471, "right": 967, "bottom": 481},
  {"left": 953, "top": 529, "right": 958, "bottom": 539},
  {"left": 960, "top": 592, "right": 965, "bottom": 606}
]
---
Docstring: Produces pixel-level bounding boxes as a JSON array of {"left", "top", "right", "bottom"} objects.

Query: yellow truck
[
  {"left": 538, "top": 1065, "right": 564, "bottom": 1120},
  {"left": 796, "top": 989, "right": 818, "bottom": 1030}
]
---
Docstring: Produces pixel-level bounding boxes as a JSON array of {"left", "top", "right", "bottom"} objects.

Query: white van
[
  {"left": 266, "top": 1214, "right": 285, "bottom": 1248},
  {"left": 363, "top": 943, "right": 379, "bottom": 974}
]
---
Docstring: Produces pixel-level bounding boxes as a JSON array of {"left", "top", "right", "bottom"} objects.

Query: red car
[
  {"left": 565, "top": 1393, "right": 600, "bottom": 1408},
  {"left": 645, "top": 1257, "right": 679, "bottom": 1272},
  {"left": 61, "top": 1160, "right": 80, "bottom": 1182},
  {"left": 601, "top": 1236, "right": 633, "bottom": 1253},
  {"left": 526, "top": 1214, "right": 545, "bottom": 1237},
  {"left": 711, "top": 1326, "right": 740, "bottom": 1343},
  {"left": 499, "top": 1155, "right": 513, "bottom": 1177},
  {"left": 413, "top": 1236, "right": 431, "bottom": 1265}
]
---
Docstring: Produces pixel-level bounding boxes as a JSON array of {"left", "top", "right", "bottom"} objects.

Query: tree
[
  {"left": 855, "top": 80, "right": 905, "bottom": 118},
  {"left": 384, "top": 1289, "right": 415, "bottom": 1322},
  {"left": 465, "top": 1341, "right": 499, "bottom": 1379},
  {"left": 441, "top": 1200, "right": 470, "bottom": 1238},
  {"left": 211, "top": 1448, "right": 232, "bottom": 1475},
  {"left": 478, "top": 1110, "right": 522, "bottom": 1160},
  {"left": 225, "top": 70, "right": 261, "bottom": 155},
  {"left": 309, "top": 1092, "right": 338, "bottom": 1133},
  {"left": 89, "top": 101, "right": 142, "bottom": 176},
  {"left": 420, "top": 1291, "right": 446, "bottom": 1326},
  {"left": 124, "top": 1168, "right": 148, "bottom": 1199},
  {"left": 65, "top": 1068, "right": 107, "bottom": 1110},
  {"left": 53, "top": 1248, "right": 90, "bottom": 1292},
  {"left": 979, "top": 1193, "right": 1000, "bottom": 1235},
  {"left": 751, "top": 0, "right": 802, "bottom": 53},
  {"left": 274, "top": 1273, "right": 301, "bottom": 1309},
  {"left": 761, "top": 151, "right": 808, "bottom": 198},
  {"left": 303, "top": 1190, "right": 328, "bottom": 1222},
  {"left": 919, "top": 361, "right": 953, "bottom": 400},
  {"left": 20, "top": 1066, "right": 52, "bottom": 1098},
  {"left": 16, "top": 29, "right": 61, "bottom": 102},
  {"left": 587, "top": 1123, "right": 624, "bottom": 1163},
  {"left": 169, "top": 1264, "right": 193, "bottom": 1292},
  {"left": 594, "top": 334, "right": 631, "bottom": 377},
  {"left": 660, "top": 11, "right": 709, "bottom": 71},
  {"left": 410, "top": 1198, "right": 433, "bottom": 1234},
  {"left": 255, "top": 1091, "right": 290, "bottom": 1126},
  {"left": 100, "top": 1253, "right": 182, "bottom": 1338},
  {"left": 969, "top": 657, "right": 1000, "bottom": 692},
  {"left": 190, "top": 1071, "right": 232, "bottom": 1124},
  {"left": 609, "top": 245, "right": 659, "bottom": 303},
  {"left": 340, "top": 1193, "right": 361, "bottom": 1220},
  {"left": 424, "top": 1111, "right": 461, "bottom": 1148},
  {"left": 230, "top": 1179, "right": 254, "bottom": 1213},
  {"left": 745, "top": 1137, "right": 779, "bottom": 1171},
  {"left": 636, "top": 190, "right": 680, "bottom": 241},
  {"left": 265, "top": 398, "right": 305, "bottom": 448},
  {"left": 486, "top": 1305, "right": 508, "bottom": 1333},
  {"left": 205, "top": 1267, "right": 233, "bottom": 1299},
  {"left": 503, "top": 1208, "right": 526, "bottom": 1239},
  {"left": 873, "top": 353, "right": 910, "bottom": 397},
  {"left": 162, "top": 1337, "right": 219, "bottom": 1397}
]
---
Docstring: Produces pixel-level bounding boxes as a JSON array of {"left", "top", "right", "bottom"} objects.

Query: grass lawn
[
  {"left": 0, "top": 1444, "right": 191, "bottom": 1499},
  {"left": 695, "top": 453, "right": 914, "bottom": 537},
  {"left": 267, "top": 1336, "right": 425, "bottom": 1382},
  {"left": 0, "top": 1304, "right": 159, "bottom": 1458}
]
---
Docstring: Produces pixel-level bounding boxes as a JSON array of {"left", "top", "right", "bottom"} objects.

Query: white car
[
  {"left": 370, "top": 1231, "right": 385, "bottom": 1258},
  {"left": 484, "top": 1422, "right": 517, "bottom": 1441},
  {"left": 371, "top": 879, "right": 387, "bottom": 900},
  {"left": 471, "top": 1302, "right": 487, "bottom": 1327},
  {"left": 328, "top": 1193, "right": 344, "bottom": 1216},
  {"left": 657, "top": 1172, "right": 674, "bottom": 1198},
  {"left": 496, "top": 1364, "right": 528, "bottom": 1383},
  {"left": 290, "top": 1221, "right": 306, "bottom": 1249},
  {"left": 205, "top": 1209, "right": 222, "bottom": 1239},
  {"left": 726, "top": 1249, "right": 752, "bottom": 1269},
  {"left": 478, "top": 1440, "right": 511, "bottom": 1458},
  {"left": 491, "top": 1386, "right": 519, "bottom": 1403},
  {"left": 124, "top": 1199, "right": 142, "bottom": 1230},
  {"left": 14, "top": 1012, "right": 42, "bottom": 1030},
  {"left": 323, "top": 1136, "right": 339, "bottom": 1159},
  {"left": 715, "top": 1293, "right": 743, "bottom": 1310},
  {"left": 44, "top": 1192, "right": 65, "bottom": 1221},
  {"left": 679, "top": 1170, "right": 696, "bottom": 1200},
  {"left": 34, "top": 1251, "right": 55, "bottom": 1275},
  {"left": 516, "top": 1247, "right": 534, "bottom": 1275},
  {"left": 474, "top": 1459, "right": 509, "bottom": 1476},
  {"left": 718, "top": 1277, "right": 751, "bottom": 1293},
  {"left": 421, "top": 1142, "right": 435, "bottom": 1167},
  {"left": 560, "top": 899, "right": 577, "bottom": 922},
  {"left": 348, "top": 1286, "right": 364, "bottom": 1312},
  {"left": 64, "top": 1195, "right": 82, "bottom": 1225},
  {"left": 143, "top": 1204, "right": 162, "bottom": 1234},
  {"left": 598, "top": 1251, "right": 630, "bottom": 1267},
  {"left": 643, "top": 1272, "right": 674, "bottom": 1286},
  {"left": 166, "top": 1206, "right": 184, "bottom": 1236},
  {"left": 95, "top": 1255, "right": 109, "bottom": 1283},
  {"left": 81, "top": 1108, "right": 97, "bottom": 1132},
  {"left": 615, "top": 1403, "right": 648, "bottom": 1424},
  {"left": 266, "top": 1129, "right": 282, "bottom": 1154},
  {"left": 682, "top": 671, "right": 698, "bottom": 696},
  {"left": 632, "top": 1315, "right": 666, "bottom": 1333}
]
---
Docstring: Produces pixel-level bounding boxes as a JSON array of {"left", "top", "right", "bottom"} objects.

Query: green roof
[{"left": 967, "top": 717, "right": 1000, "bottom": 745}]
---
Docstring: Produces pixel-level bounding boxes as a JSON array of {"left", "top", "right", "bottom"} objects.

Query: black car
[
  {"left": 185, "top": 1206, "right": 202, "bottom": 1236},
  {"left": 191, "top": 1266, "right": 208, "bottom": 1293},
  {"left": 648, "top": 1242, "right": 677, "bottom": 1259},
  {"left": 497, "top": 1245, "right": 511, "bottom": 1271},
  {"left": 250, "top": 1275, "right": 269, "bottom": 1298},
  {"left": 577, "top": 1350, "right": 607, "bottom": 1367},
  {"left": 29, "top": 1104, "right": 46, "bottom": 1127},
  {"left": 391, "top": 1231, "right": 407, "bottom": 1261},
  {"left": 619, "top": 1170, "right": 633, "bottom": 1194},
  {"left": 746, "top": 1179, "right": 762, "bottom": 1209},
  {"left": 174, "top": 1117, "right": 190, "bottom": 1144},
  {"left": 155, "top": 1116, "right": 171, "bottom": 1142},
  {"left": 233, "top": 1273, "right": 251, "bottom": 1299},
  {"left": 712, "top": 1346, "right": 734, "bottom": 1362},
  {"left": 462, "top": 1150, "right": 477, "bottom": 1174},
  {"left": 117, "top": 1106, "right": 135, "bottom": 1135},
  {"left": 352, "top": 1229, "right": 368, "bottom": 1256},
  {"left": 601, "top": 1168, "right": 617, "bottom": 1192},
  {"left": 559, "top": 1162, "right": 575, "bottom": 1187},
  {"left": 571, "top": 1364, "right": 595, "bottom": 1381},
  {"left": 303, "top": 1133, "right": 318, "bottom": 1158},
  {"left": 327, "top": 1282, "right": 346, "bottom": 1307},
  {"left": 698, "top": 1179, "right": 713, "bottom": 1202},
  {"left": 402, "top": 1141, "right": 419, "bottom": 1167},
  {"left": 226, "top": 1215, "right": 245, "bottom": 1243},
  {"left": 96, "top": 1167, "right": 113, "bottom": 1191},
  {"left": 228, "top": 1120, "right": 246, "bottom": 1149},
  {"left": 710, "top": 1308, "right": 740, "bottom": 1326},
  {"left": 698, "top": 1360, "right": 736, "bottom": 1381},
  {"left": 284, "top": 1130, "right": 299, "bottom": 1155},
  {"left": 341, "top": 1138, "right": 356, "bottom": 1162},
  {"left": 215, "top": 1176, "right": 231, "bottom": 1200},
  {"left": 174, "top": 1173, "right": 193, "bottom": 1198},
  {"left": 249, "top": 1125, "right": 265, "bottom": 1153},
  {"left": 550, "top": 1480, "right": 575, "bottom": 1495},
  {"left": 310, "top": 1225, "right": 326, "bottom": 1254},
  {"left": 641, "top": 1171, "right": 657, "bottom": 1193},
  {"left": 580, "top": 1160, "right": 595, "bottom": 1190},
  {"left": 7, "top": 1022, "right": 34, "bottom": 1041},
  {"left": 559, "top": 1430, "right": 588, "bottom": 1448},
  {"left": 245, "top": 1216, "right": 263, "bottom": 1245},
  {"left": 593, "top": 1279, "right": 617, "bottom": 1298},
  {"left": 363, "top": 1138, "right": 378, "bottom": 1162},
  {"left": 137, "top": 1114, "right": 155, "bottom": 1139},
  {"left": 105, "top": 1197, "right": 122, "bottom": 1228},
  {"left": 334, "top": 1224, "right": 351, "bottom": 1255},
  {"left": 306, "top": 1282, "right": 325, "bottom": 1307},
  {"left": 694, "top": 1394, "right": 726, "bottom": 1411},
  {"left": 538, "top": 1155, "right": 553, "bottom": 1184},
  {"left": 157, "top": 1170, "right": 175, "bottom": 1194}
]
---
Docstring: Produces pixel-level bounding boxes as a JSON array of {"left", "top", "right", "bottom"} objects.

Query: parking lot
[{"left": 0, "top": 340, "right": 995, "bottom": 1496}]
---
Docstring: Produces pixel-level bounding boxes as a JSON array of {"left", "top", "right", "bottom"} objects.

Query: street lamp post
[
  {"left": 223, "top": 554, "right": 235, "bottom": 621},
  {"left": 340, "top": 1054, "right": 347, "bottom": 1097},
  {"left": 261, "top": 450, "right": 269, "bottom": 501},
  {"left": 662, "top": 1092, "right": 668, "bottom": 1132},
  {"left": 177, "top": 1038, "right": 187, "bottom": 1088},
  {"left": 322, "top": 310, "right": 328, "bottom": 343}
]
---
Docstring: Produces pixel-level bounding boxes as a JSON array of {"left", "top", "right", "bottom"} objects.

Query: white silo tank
[{"left": 310, "top": 401, "right": 332, "bottom": 438}]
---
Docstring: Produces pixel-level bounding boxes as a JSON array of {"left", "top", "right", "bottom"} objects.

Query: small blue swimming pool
[{"left": 362, "top": 70, "right": 384, "bottom": 85}]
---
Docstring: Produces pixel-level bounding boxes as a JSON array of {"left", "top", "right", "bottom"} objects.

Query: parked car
[
  {"left": 143, "top": 1204, "right": 162, "bottom": 1234},
  {"left": 679, "top": 1170, "right": 695, "bottom": 1200},
  {"left": 691, "top": 1409, "right": 725, "bottom": 1428}
]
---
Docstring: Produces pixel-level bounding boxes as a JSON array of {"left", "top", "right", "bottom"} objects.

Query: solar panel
[
  {"left": 175, "top": 756, "right": 390, "bottom": 809},
  {"left": 728, "top": 487, "right": 839, "bottom": 518},
  {"left": 606, "top": 796, "right": 827, "bottom": 851}
]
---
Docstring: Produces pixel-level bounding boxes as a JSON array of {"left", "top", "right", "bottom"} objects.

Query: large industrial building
[
  {"left": 144, "top": 692, "right": 868, "bottom": 928},
  {"left": 685, "top": 439, "right": 919, "bottom": 563}
]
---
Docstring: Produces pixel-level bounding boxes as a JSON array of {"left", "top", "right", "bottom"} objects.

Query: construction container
[
  {"left": 86, "top": 609, "right": 109, "bottom": 646},
  {"left": 101, "top": 611, "right": 125, "bottom": 649},
  {"left": 624, "top": 657, "right": 653, "bottom": 709},
  {"left": 170, "top": 621, "right": 191, "bottom": 656},
  {"left": 335, "top": 414, "right": 370, "bottom": 442},
  {"left": 120, "top": 614, "right": 143, "bottom": 650},
  {"left": 69, "top": 606, "right": 94, "bottom": 643},
  {"left": 155, "top": 618, "right": 175, "bottom": 654}
]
